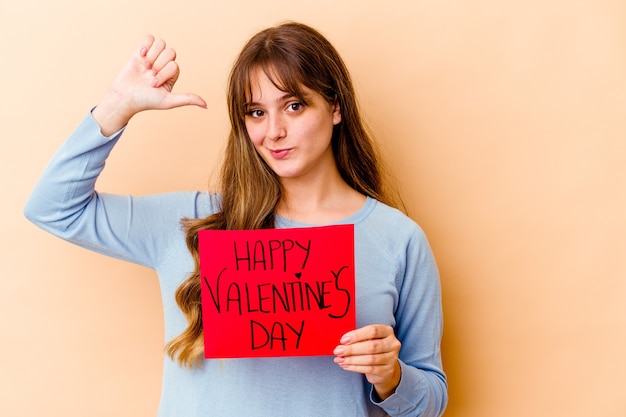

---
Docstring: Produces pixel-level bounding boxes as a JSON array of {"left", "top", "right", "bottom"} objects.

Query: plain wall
[{"left": 2, "top": 0, "right": 625, "bottom": 416}]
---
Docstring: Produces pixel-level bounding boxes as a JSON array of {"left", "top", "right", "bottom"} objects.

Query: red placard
[{"left": 199, "top": 224, "right": 355, "bottom": 358}]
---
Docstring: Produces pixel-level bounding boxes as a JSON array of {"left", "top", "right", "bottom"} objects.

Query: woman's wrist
[
  {"left": 373, "top": 361, "right": 402, "bottom": 400},
  {"left": 92, "top": 90, "right": 136, "bottom": 136}
]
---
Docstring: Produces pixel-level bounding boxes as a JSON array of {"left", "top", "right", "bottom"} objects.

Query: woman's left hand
[{"left": 333, "top": 324, "right": 402, "bottom": 400}]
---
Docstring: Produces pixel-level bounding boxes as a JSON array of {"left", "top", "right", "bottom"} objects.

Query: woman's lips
[{"left": 269, "top": 148, "right": 292, "bottom": 159}]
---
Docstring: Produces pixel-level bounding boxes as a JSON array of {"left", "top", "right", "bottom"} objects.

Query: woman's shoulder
[
  {"left": 358, "top": 198, "right": 431, "bottom": 254},
  {"left": 363, "top": 198, "right": 423, "bottom": 235}
]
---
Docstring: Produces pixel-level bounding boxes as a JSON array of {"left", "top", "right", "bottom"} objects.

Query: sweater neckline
[{"left": 274, "top": 196, "right": 376, "bottom": 228}]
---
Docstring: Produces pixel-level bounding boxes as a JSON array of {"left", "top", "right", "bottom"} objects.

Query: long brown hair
[{"left": 166, "top": 21, "right": 401, "bottom": 368}]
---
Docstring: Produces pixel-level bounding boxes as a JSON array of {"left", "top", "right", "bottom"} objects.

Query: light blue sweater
[{"left": 24, "top": 112, "right": 447, "bottom": 416}]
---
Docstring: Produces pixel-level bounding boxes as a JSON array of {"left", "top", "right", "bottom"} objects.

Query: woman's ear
[{"left": 332, "top": 99, "right": 342, "bottom": 125}]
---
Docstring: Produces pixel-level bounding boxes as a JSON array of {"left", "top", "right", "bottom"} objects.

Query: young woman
[{"left": 25, "top": 22, "right": 447, "bottom": 416}]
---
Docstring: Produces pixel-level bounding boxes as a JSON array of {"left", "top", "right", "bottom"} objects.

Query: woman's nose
[{"left": 266, "top": 113, "right": 286, "bottom": 141}]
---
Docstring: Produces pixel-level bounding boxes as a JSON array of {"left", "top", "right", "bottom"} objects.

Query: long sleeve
[
  {"left": 347, "top": 203, "right": 447, "bottom": 417},
  {"left": 376, "top": 225, "right": 447, "bottom": 416},
  {"left": 24, "top": 111, "right": 211, "bottom": 269}
]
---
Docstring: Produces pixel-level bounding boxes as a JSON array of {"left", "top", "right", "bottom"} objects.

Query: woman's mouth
[{"left": 269, "top": 148, "right": 292, "bottom": 159}]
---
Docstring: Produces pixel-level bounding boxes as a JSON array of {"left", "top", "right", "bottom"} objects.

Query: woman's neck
[{"left": 277, "top": 172, "right": 366, "bottom": 224}]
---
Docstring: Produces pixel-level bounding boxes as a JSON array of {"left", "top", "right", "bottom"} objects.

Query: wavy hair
[{"left": 166, "top": 21, "right": 401, "bottom": 367}]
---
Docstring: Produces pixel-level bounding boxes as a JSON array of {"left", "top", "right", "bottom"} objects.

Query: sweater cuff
[
  {"left": 88, "top": 106, "right": 127, "bottom": 139},
  {"left": 369, "top": 360, "right": 420, "bottom": 415}
]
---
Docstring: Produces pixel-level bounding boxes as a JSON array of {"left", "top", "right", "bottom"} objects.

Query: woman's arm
[
  {"left": 333, "top": 224, "right": 447, "bottom": 416},
  {"left": 24, "top": 36, "right": 207, "bottom": 267}
]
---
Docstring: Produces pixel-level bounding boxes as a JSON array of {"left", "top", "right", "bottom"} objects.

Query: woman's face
[{"left": 244, "top": 67, "right": 341, "bottom": 183}]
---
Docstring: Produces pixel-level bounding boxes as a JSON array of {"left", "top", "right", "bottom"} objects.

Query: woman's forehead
[{"left": 245, "top": 65, "right": 307, "bottom": 102}]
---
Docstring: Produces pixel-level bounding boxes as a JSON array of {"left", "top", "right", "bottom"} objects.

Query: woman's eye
[
  {"left": 288, "top": 102, "right": 303, "bottom": 112},
  {"left": 248, "top": 109, "right": 264, "bottom": 118}
]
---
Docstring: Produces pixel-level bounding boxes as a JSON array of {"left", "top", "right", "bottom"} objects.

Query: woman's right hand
[{"left": 92, "top": 35, "right": 207, "bottom": 136}]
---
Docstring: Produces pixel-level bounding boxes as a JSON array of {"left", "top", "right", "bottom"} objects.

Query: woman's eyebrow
[{"left": 245, "top": 92, "right": 300, "bottom": 108}]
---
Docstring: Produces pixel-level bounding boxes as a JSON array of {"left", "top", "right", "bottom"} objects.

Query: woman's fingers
[
  {"left": 339, "top": 324, "right": 395, "bottom": 347},
  {"left": 333, "top": 324, "right": 401, "bottom": 371},
  {"left": 151, "top": 60, "right": 179, "bottom": 88},
  {"left": 138, "top": 34, "right": 155, "bottom": 57},
  {"left": 144, "top": 38, "right": 166, "bottom": 69},
  {"left": 152, "top": 47, "right": 177, "bottom": 75},
  {"left": 161, "top": 91, "right": 208, "bottom": 109},
  {"left": 149, "top": 59, "right": 206, "bottom": 108},
  {"left": 333, "top": 324, "right": 402, "bottom": 399}
]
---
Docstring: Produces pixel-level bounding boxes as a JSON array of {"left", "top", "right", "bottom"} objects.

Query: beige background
[{"left": 2, "top": 0, "right": 625, "bottom": 416}]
